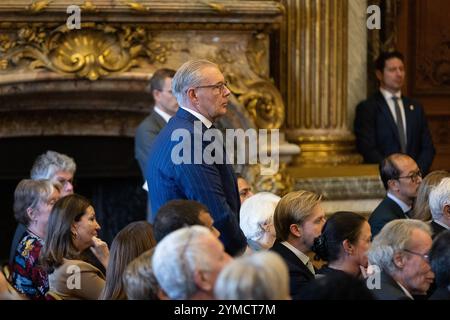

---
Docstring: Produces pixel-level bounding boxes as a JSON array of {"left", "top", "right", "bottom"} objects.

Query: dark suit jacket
[
  {"left": 145, "top": 108, "right": 246, "bottom": 256},
  {"left": 371, "top": 272, "right": 413, "bottom": 300},
  {"left": 369, "top": 196, "right": 406, "bottom": 237},
  {"left": 429, "top": 287, "right": 450, "bottom": 300},
  {"left": 430, "top": 220, "right": 448, "bottom": 239},
  {"left": 134, "top": 110, "right": 166, "bottom": 177},
  {"left": 270, "top": 241, "right": 315, "bottom": 300},
  {"left": 354, "top": 91, "right": 435, "bottom": 173}
]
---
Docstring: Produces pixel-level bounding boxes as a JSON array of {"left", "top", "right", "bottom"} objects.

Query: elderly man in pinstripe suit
[{"left": 146, "top": 59, "right": 247, "bottom": 256}]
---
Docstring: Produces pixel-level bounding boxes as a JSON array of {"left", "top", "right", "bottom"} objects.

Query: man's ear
[
  {"left": 26, "top": 207, "right": 35, "bottom": 222},
  {"left": 193, "top": 269, "right": 212, "bottom": 292},
  {"left": 186, "top": 88, "right": 198, "bottom": 104},
  {"left": 153, "top": 89, "right": 162, "bottom": 102},
  {"left": 289, "top": 224, "right": 301, "bottom": 238},
  {"left": 387, "top": 179, "right": 400, "bottom": 192},
  {"left": 375, "top": 70, "right": 383, "bottom": 82},
  {"left": 393, "top": 251, "right": 405, "bottom": 269}
]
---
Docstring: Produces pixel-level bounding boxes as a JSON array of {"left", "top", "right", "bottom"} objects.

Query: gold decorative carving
[
  {"left": 26, "top": 0, "right": 53, "bottom": 13},
  {"left": 246, "top": 33, "right": 268, "bottom": 79},
  {"left": 121, "top": 0, "right": 149, "bottom": 13},
  {"left": 200, "top": 0, "right": 230, "bottom": 14},
  {"left": 1, "top": 23, "right": 171, "bottom": 80},
  {"left": 237, "top": 81, "right": 284, "bottom": 129},
  {"left": 81, "top": 1, "right": 97, "bottom": 12},
  {"left": 245, "top": 163, "right": 293, "bottom": 197}
]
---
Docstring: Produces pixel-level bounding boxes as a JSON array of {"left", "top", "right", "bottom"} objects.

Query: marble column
[{"left": 280, "top": 0, "right": 364, "bottom": 166}]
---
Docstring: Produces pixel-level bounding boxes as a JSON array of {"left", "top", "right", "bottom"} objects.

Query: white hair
[
  {"left": 368, "top": 220, "right": 431, "bottom": 275},
  {"left": 239, "top": 192, "right": 280, "bottom": 242},
  {"left": 429, "top": 177, "right": 450, "bottom": 221},
  {"left": 171, "top": 59, "right": 218, "bottom": 107},
  {"left": 214, "top": 251, "right": 290, "bottom": 300},
  {"left": 30, "top": 150, "right": 76, "bottom": 180},
  {"left": 152, "top": 225, "right": 217, "bottom": 300}
]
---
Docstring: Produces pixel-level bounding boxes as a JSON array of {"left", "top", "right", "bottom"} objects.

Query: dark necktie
[{"left": 392, "top": 96, "right": 407, "bottom": 153}]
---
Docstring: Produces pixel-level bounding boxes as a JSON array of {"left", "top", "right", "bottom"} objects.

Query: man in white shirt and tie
[{"left": 354, "top": 51, "right": 435, "bottom": 174}]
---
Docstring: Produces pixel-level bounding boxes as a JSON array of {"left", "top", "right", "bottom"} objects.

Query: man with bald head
[{"left": 369, "top": 153, "right": 422, "bottom": 237}]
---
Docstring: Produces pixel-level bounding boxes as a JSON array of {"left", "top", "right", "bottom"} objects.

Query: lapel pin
[{"left": 410, "top": 105, "right": 414, "bottom": 111}]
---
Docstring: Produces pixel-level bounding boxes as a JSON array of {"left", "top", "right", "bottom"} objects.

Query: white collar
[
  {"left": 180, "top": 106, "right": 213, "bottom": 128},
  {"left": 387, "top": 192, "right": 411, "bottom": 214},
  {"left": 380, "top": 87, "right": 402, "bottom": 101},
  {"left": 281, "top": 241, "right": 314, "bottom": 273},
  {"left": 432, "top": 219, "right": 450, "bottom": 230},
  {"left": 395, "top": 280, "right": 414, "bottom": 300},
  {"left": 153, "top": 106, "right": 172, "bottom": 123}
]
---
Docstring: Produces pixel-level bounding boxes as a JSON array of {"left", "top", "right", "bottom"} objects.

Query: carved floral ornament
[{"left": 0, "top": 23, "right": 171, "bottom": 80}]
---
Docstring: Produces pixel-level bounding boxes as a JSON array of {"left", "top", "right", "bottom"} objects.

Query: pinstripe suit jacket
[{"left": 145, "top": 107, "right": 247, "bottom": 256}]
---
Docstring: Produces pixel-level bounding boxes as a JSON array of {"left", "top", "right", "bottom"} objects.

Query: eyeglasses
[
  {"left": 397, "top": 170, "right": 422, "bottom": 183},
  {"left": 192, "top": 81, "right": 229, "bottom": 94},
  {"left": 403, "top": 248, "right": 430, "bottom": 262}
]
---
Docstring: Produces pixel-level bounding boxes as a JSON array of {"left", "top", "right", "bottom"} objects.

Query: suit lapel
[{"left": 375, "top": 92, "right": 400, "bottom": 143}]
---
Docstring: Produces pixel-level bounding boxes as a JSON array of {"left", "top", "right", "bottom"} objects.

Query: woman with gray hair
[
  {"left": 239, "top": 192, "right": 280, "bottom": 251},
  {"left": 10, "top": 179, "right": 60, "bottom": 300},
  {"left": 367, "top": 219, "right": 435, "bottom": 300},
  {"left": 214, "top": 251, "right": 290, "bottom": 300}
]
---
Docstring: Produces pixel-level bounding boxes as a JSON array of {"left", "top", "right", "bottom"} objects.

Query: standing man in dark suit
[
  {"left": 146, "top": 59, "right": 247, "bottom": 256},
  {"left": 369, "top": 153, "right": 422, "bottom": 237},
  {"left": 135, "top": 68, "right": 178, "bottom": 177},
  {"left": 270, "top": 190, "right": 326, "bottom": 300},
  {"left": 354, "top": 51, "right": 435, "bottom": 174},
  {"left": 429, "top": 177, "right": 450, "bottom": 238}
]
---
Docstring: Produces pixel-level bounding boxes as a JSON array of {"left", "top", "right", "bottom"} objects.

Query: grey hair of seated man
[
  {"left": 152, "top": 225, "right": 231, "bottom": 300},
  {"left": 30, "top": 150, "right": 76, "bottom": 180},
  {"left": 368, "top": 219, "right": 432, "bottom": 275},
  {"left": 214, "top": 251, "right": 290, "bottom": 300},
  {"left": 239, "top": 192, "right": 280, "bottom": 250},
  {"left": 429, "top": 177, "right": 450, "bottom": 223}
]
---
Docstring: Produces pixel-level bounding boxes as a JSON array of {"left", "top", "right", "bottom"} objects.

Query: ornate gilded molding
[{"left": 0, "top": 23, "right": 171, "bottom": 80}]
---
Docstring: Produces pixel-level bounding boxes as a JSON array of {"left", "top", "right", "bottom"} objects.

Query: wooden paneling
[{"left": 397, "top": 0, "right": 450, "bottom": 171}]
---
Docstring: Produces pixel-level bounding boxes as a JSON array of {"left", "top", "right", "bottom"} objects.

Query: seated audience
[
  {"left": 100, "top": 221, "right": 156, "bottom": 300},
  {"left": 152, "top": 225, "right": 232, "bottom": 300},
  {"left": 40, "top": 194, "right": 109, "bottom": 300},
  {"left": 367, "top": 220, "right": 435, "bottom": 300},
  {"left": 270, "top": 190, "right": 326, "bottom": 300},
  {"left": 410, "top": 170, "right": 449, "bottom": 221},
  {"left": 9, "top": 150, "right": 76, "bottom": 266},
  {"left": 236, "top": 173, "right": 254, "bottom": 204},
  {"left": 214, "top": 251, "right": 290, "bottom": 300},
  {"left": 313, "top": 211, "right": 372, "bottom": 278},
  {"left": 299, "top": 271, "right": 374, "bottom": 300},
  {"left": 428, "top": 177, "right": 450, "bottom": 237},
  {"left": 153, "top": 199, "right": 220, "bottom": 242},
  {"left": 123, "top": 249, "right": 164, "bottom": 300},
  {"left": 239, "top": 192, "right": 280, "bottom": 251},
  {"left": 10, "top": 179, "right": 60, "bottom": 300},
  {"left": 429, "top": 230, "right": 450, "bottom": 300},
  {"left": 369, "top": 153, "right": 422, "bottom": 237}
]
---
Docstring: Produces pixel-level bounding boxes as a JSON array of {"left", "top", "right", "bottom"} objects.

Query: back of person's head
[
  {"left": 100, "top": 221, "right": 157, "bottom": 300},
  {"left": 379, "top": 153, "right": 411, "bottom": 190},
  {"left": 239, "top": 192, "right": 280, "bottom": 247},
  {"left": 30, "top": 150, "right": 76, "bottom": 180},
  {"left": 153, "top": 199, "right": 209, "bottom": 242},
  {"left": 214, "top": 251, "right": 290, "bottom": 300},
  {"left": 299, "top": 272, "right": 374, "bottom": 300},
  {"left": 147, "top": 68, "right": 176, "bottom": 105},
  {"left": 123, "top": 249, "right": 161, "bottom": 300},
  {"left": 429, "top": 177, "right": 450, "bottom": 222},
  {"left": 368, "top": 219, "right": 431, "bottom": 275},
  {"left": 429, "top": 230, "right": 450, "bottom": 288},
  {"left": 312, "top": 211, "right": 367, "bottom": 262},
  {"left": 171, "top": 59, "right": 218, "bottom": 106},
  {"left": 40, "top": 194, "right": 91, "bottom": 271},
  {"left": 375, "top": 50, "right": 404, "bottom": 72},
  {"left": 411, "top": 170, "right": 450, "bottom": 221},
  {"left": 13, "top": 179, "right": 60, "bottom": 226},
  {"left": 274, "top": 190, "right": 322, "bottom": 241},
  {"left": 153, "top": 225, "right": 228, "bottom": 300}
]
